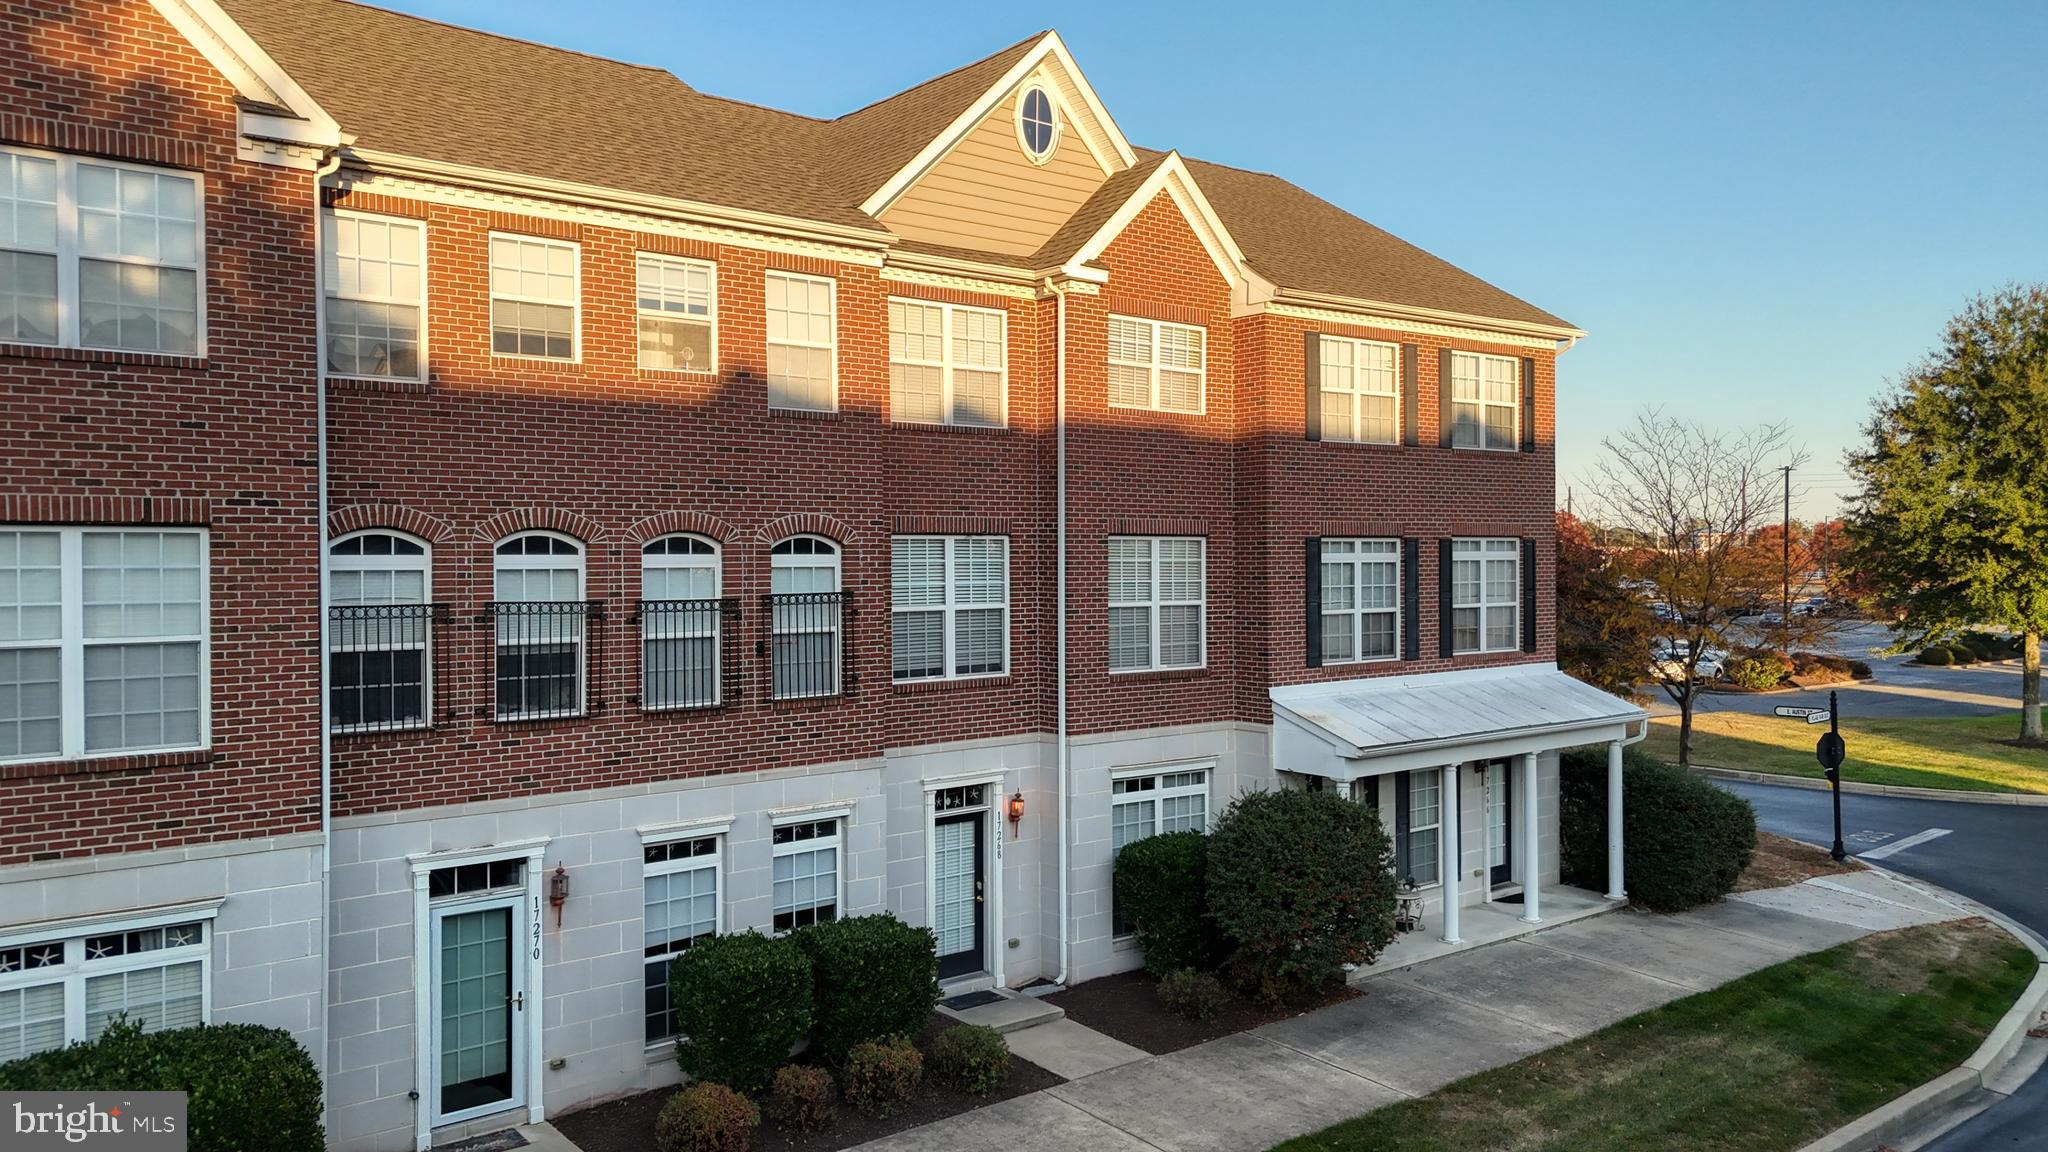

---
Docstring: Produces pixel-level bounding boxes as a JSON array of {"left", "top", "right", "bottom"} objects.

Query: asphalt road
[
  {"left": 1646, "top": 620, "right": 2027, "bottom": 720},
  {"left": 1721, "top": 779, "right": 2048, "bottom": 1149}
]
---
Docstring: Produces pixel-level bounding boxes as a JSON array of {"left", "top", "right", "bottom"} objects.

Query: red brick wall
[{"left": 0, "top": 0, "right": 321, "bottom": 865}]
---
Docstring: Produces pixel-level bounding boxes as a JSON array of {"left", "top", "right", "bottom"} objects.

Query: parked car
[{"left": 1651, "top": 642, "right": 1728, "bottom": 683}]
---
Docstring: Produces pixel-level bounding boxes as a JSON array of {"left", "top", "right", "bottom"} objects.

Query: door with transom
[
  {"left": 430, "top": 889, "right": 528, "bottom": 1126},
  {"left": 931, "top": 785, "right": 990, "bottom": 981},
  {"left": 1484, "top": 760, "right": 1513, "bottom": 889}
]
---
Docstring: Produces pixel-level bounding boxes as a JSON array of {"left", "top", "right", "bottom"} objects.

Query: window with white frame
[
  {"left": 1403, "top": 771, "right": 1441, "bottom": 886},
  {"left": 1449, "top": 352, "right": 1518, "bottom": 450},
  {"left": 891, "top": 536, "right": 1007, "bottom": 682},
  {"left": 641, "top": 833, "right": 720, "bottom": 1041},
  {"left": 1320, "top": 336, "right": 1399, "bottom": 444},
  {"left": 1451, "top": 538, "right": 1520, "bottom": 654},
  {"left": 765, "top": 271, "right": 835, "bottom": 411},
  {"left": 0, "top": 148, "right": 201, "bottom": 354},
  {"left": 325, "top": 212, "right": 423, "bottom": 379},
  {"left": 0, "top": 910, "right": 212, "bottom": 1063},
  {"left": 637, "top": 254, "right": 715, "bottom": 373},
  {"left": 489, "top": 234, "right": 577, "bottom": 360},
  {"left": 769, "top": 537, "right": 841, "bottom": 699},
  {"left": 328, "top": 531, "right": 432, "bottom": 732},
  {"left": 0, "top": 528, "right": 206, "bottom": 764},
  {"left": 1107, "top": 315, "right": 1204, "bottom": 414},
  {"left": 492, "top": 533, "right": 585, "bottom": 719},
  {"left": 771, "top": 818, "right": 840, "bottom": 932},
  {"left": 1107, "top": 537, "right": 1204, "bottom": 672},
  {"left": 1322, "top": 539, "right": 1399, "bottom": 663},
  {"left": 887, "top": 299, "right": 1006, "bottom": 427},
  {"left": 641, "top": 536, "right": 721, "bottom": 710},
  {"left": 1110, "top": 767, "right": 1209, "bottom": 934}
]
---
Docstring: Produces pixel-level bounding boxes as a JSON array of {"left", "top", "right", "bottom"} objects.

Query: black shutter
[
  {"left": 1401, "top": 343, "right": 1420, "bottom": 446},
  {"left": 1394, "top": 771, "right": 1412, "bottom": 880},
  {"left": 1438, "top": 538, "right": 1455, "bottom": 658},
  {"left": 1303, "top": 332, "right": 1323, "bottom": 442},
  {"left": 1304, "top": 538, "right": 1324, "bottom": 667},
  {"left": 1437, "top": 348, "right": 1456, "bottom": 448},
  {"left": 1521, "top": 537, "right": 1539, "bottom": 652},
  {"left": 1520, "top": 356, "right": 1537, "bottom": 452},
  {"left": 1401, "top": 537, "right": 1420, "bottom": 660}
]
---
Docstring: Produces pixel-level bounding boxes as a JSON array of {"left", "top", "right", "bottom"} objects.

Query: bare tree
[{"left": 1585, "top": 411, "right": 1806, "bottom": 766}]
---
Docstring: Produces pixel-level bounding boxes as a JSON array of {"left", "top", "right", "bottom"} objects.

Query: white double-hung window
[
  {"left": 0, "top": 147, "right": 202, "bottom": 354},
  {"left": 641, "top": 832, "right": 721, "bottom": 1041},
  {"left": 489, "top": 234, "right": 577, "bottom": 360},
  {"left": 771, "top": 818, "right": 841, "bottom": 933},
  {"left": 1107, "top": 537, "right": 1204, "bottom": 672},
  {"left": 1108, "top": 315, "right": 1204, "bottom": 413},
  {"left": 765, "top": 271, "right": 835, "bottom": 411},
  {"left": 1449, "top": 352, "right": 1518, "bottom": 450},
  {"left": 1320, "top": 336, "right": 1399, "bottom": 444},
  {"left": 1110, "top": 766, "right": 1209, "bottom": 934},
  {"left": 641, "top": 536, "right": 721, "bottom": 710},
  {"left": 637, "top": 254, "right": 715, "bottom": 373},
  {"left": 887, "top": 299, "right": 1005, "bottom": 427},
  {"left": 1321, "top": 539, "right": 1399, "bottom": 662},
  {"left": 891, "top": 536, "right": 1007, "bottom": 682},
  {"left": 1402, "top": 771, "right": 1442, "bottom": 886},
  {"left": 1451, "top": 538, "right": 1521, "bottom": 654},
  {"left": 325, "top": 211, "right": 424, "bottom": 379},
  {"left": 0, "top": 906, "right": 215, "bottom": 1063},
  {"left": 0, "top": 528, "right": 207, "bottom": 764},
  {"left": 492, "top": 533, "right": 586, "bottom": 719}
]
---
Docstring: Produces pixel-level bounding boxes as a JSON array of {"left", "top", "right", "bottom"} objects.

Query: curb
[
  {"left": 1688, "top": 764, "right": 2048, "bottom": 807},
  {"left": 1790, "top": 868, "right": 2048, "bottom": 1152}
]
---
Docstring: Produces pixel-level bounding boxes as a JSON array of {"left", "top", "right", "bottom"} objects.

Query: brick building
[{"left": 0, "top": 1, "right": 1644, "bottom": 1148}]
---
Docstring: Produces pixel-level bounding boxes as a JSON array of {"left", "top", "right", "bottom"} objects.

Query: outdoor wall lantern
[
  {"left": 549, "top": 864, "right": 570, "bottom": 926},
  {"left": 1007, "top": 790, "right": 1026, "bottom": 833}
]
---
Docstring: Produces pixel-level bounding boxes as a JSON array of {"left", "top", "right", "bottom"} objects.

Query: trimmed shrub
[
  {"left": 928, "top": 1023, "right": 1009, "bottom": 1096},
  {"left": 1112, "top": 830, "right": 1222, "bottom": 976},
  {"left": 1157, "top": 968, "right": 1228, "bottom": 1020},
  {"left": 669, "top": 930, "right": 813, "bottom": 1093},
  {"left": 1849, "top": 659, "right": 1874, "bottom": 679},
  {"left": 792, "top": 914, "right": 940, "bottom": 1064},
  {"left": 1726, "top": 654, "right": 1790, "bottom": 690},
  {"left": 842, "top": 1035, "right": 922, "bottom": 1117},
  {"left": 0, "top": 1020, "right": 323, "bottom": 1152},
  {"left": 1949, "top": 644, "right": 1981, "bottom": 664},
  {"left": 1790, "top": 652, "right": 1854, "bottom": 684},
  {"left": 1206, "top": 788, "right": 1397, "bottom": 1002},
  {"left": 765, "top": 1065, "right": 834, "bottom": 1133},
  {"left": 656, "top": 1082, "right": 759, "bottom": 1152},
  {"left": 1560, "top": 746, "right": 1757, "bottom": 912},
  {"left": 1917, "top": 646, "right": 1954, "bottom": 666}
]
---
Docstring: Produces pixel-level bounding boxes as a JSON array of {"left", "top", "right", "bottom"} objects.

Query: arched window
[
  {"left": 492, "top": 531, "right": 586, "bottom": 720},
  {"left": 769, "top": 536, "right": 841, "bottom": 699},
  {"left": 641, "top": 535, "right": 721, "bottom": 709},
  {"left": 328, "top": 531, "right": 432, "bottom": 731}
]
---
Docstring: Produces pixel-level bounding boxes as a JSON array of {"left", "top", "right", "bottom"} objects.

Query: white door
[
  {"left": 1485, "top": 761, "right": 1512, "bottom": 887},
  {"left": 431, "top": 895, "right": 526, "bottom": 1126}
]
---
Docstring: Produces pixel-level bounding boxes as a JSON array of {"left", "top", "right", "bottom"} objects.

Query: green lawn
[
  {"left": 1644, "top": 711, "right": 2048, "bottom": 794},
  {"left": 1271, "top": 920, "right": 2035, "bottom": 1152}
]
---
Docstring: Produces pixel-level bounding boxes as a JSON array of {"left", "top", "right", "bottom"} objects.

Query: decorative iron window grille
[
  {"left": 328, "top": 603, "right": 449, "bottom": 732},
  {"left": 484, "top": 599, "right": 605, "bottom": 720},
  {"left": 761, "top": 591, "right": 852, "bottom": 700},
  {"left": 634, "top": 597, "right": 740, "bottom": 710}
]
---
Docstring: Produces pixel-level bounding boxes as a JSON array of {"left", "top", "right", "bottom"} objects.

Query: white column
[
  {"left": 1606, "top": 739, "right": 1627, "bottom": 900},
  {"left": 1519, "top": 752, "right": 1542, "bottom": 924},
  {"left": 1439, "top": 763, "right": 1462, "bottom": 944}
]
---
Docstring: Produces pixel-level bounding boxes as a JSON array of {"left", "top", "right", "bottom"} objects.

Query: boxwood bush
[
  {"left": 0, "top": 1020, "right": 323, "bottom": 1152},
  {"left": 928, "top": 1023, "right": 1009, "bottom": 1095},
  {"left": 668, "top": 930, "right": 813, "bottom": 1092},
  {"left": 842, "top": 1035, "right": 922, "bottom": 1117},
  {"left": 792, "top": 914, "right": 939, "bottom": 1064},
  {"left": 1918, "top": 646, "right": 1954, "bottom": 666},
  {"left": 655, "top": 1081, "right": 759, "bottom": 1152},
  {"left": 1560, "top": 745, "right": 1757, "bottom": 912},
  {"left": 1206, "top": 788, "right": 1396, "bottom": 1001},
  {"left": 1112, "top": 830, "right": 1223, "bottom": 976}
]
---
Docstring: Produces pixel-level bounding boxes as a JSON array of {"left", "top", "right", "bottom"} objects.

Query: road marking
[{"left": 1858, "top": 827, "right": 1953, "bottom": 860}]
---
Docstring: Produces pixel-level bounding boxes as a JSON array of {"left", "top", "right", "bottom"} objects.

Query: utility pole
[{"left": 1779, "top": 465, "right": 1793, "bottom": 622}]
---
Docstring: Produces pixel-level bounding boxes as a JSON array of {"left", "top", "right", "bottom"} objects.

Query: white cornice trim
[
  {"left": 1061, "top": 152, "right": 1248, "bottom": 294},
  {"left": 1255, "top": 300, "right": 1564, "bottom": 351},
  {"left": 1242, "top": 275, "right": 1585, "bottom": 344},
  {"left": 880, "top": 265, "right": 1040, "bottom": 301},
  {"left": 147, "top": 0, "right": 341, "bottom": 145}
]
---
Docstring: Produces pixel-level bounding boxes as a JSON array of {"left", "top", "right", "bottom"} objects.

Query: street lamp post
[{"left": 1816, "top": 689, "right": 1847, "bottom": 861}]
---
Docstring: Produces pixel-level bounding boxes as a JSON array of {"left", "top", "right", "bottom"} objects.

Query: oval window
[{"left": 1018, "top": 86, "right": 1057, "bottom": 161}]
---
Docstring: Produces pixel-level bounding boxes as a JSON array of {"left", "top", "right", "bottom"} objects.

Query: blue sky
[{"left": 373, "top": 1, "right": 2047, "bottom": 520}]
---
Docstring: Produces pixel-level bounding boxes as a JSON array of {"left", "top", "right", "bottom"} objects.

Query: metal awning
[{"left": 1271, "top": 663, "right": 1648, "bottom": 783}]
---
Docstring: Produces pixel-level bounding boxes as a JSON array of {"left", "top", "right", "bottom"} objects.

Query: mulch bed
[
  {"left": 1733, "top": 830, "right": 1863, "bottom": 893},
  {"left": 1041, "top": 968, "right": 1358, "bottom": 1055},
  {"left": 552, "top": 1014, "right": 1062, "bottom": 1152}
]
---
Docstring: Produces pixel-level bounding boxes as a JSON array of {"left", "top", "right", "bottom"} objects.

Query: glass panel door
[
  {"left": 1485, "top": 761, "right": 1512, "bottom": 887},
  {"left": 435, "top": 901, "right": 522, "bottom": 1122},
  {"left": 933, "top": 813, "right": 984, "bottom": 980}
]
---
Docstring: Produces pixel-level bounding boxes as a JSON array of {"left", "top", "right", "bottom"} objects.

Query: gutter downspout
[
  {"left": 1027, "top": 279, "right": 1071, "bottom": 993},
  {"left": 311, "top": 147, "right": 342, "bottom": 1121}
]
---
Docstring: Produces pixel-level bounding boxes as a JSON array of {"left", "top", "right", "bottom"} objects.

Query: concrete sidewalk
[{"left": 850, "top": 871, "right": 1969, "bottom": 1152}]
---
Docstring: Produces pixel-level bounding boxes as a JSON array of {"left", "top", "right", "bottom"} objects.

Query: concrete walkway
[{"left": 850, "top": 871, "right": 1970, "bottom": 1152}]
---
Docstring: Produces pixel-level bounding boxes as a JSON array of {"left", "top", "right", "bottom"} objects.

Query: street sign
[
  {"left": 1804, "top": 711, "right": 1831, "bottom": 726},
  {"left": 1773, "top": 705, "right": 1824, "bottom": 718},
  {"left": 1815, "top": 731, "right": 1846, "bottom": 773}
]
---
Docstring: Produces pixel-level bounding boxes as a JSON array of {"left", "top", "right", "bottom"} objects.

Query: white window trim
[
  {"left": 1320, "top": 335, "right": 1401, "bottom": 445},
  {"left": 1014, "top": 82, "right": 1062, "bottom": 165},
  {"left": 1108, "top": 314, "right": 1206, "bottom": 415},
  {"left": 1107, "top": 536, "right": 1206, "bottom": 673},
  {"left": 487, "top": 231, "right": 581, "bottom": 363},
  {"left": 640, "top": 829, "right": 724, "bottom": 1045},
  {"left": 769, "top": 535, "right": 842, "bottom": 700},
  {"left": 769, "top": 815, "right": 844, "bottom": 936},
  {"left": 635, "top": 252, "right": 717, "bottom": 375},
  {"left": 0, "top": 526, "right": 211, "bottom": 765},
  {"left": 324, "top": 208, "right": 427, "bottom": 382},
  {"left": 0, "top": 902, "right": 219, "bottom": 1058},
  {"left": 1452, "top": 537, "right": 1522, "bottom": 655},
  {"left": 640, "top": 535, "right": 722, "bottom": 711},
  {"left": 1405, "top": 770, "right": 1444, "bottom": 889},
  {"left": 891, "top": 535, "right": 1009, "bottom": 683},
  {"left": 328, "top": 530, "right": 433, "bottom": 734},
  {"left": 492, "top": 531, "right": 587, "bottom": 720},
  {"left": 0, "top": 145, "right": 208, "bottom": 356},
  {"left": 765, "top": 270, "right": 838, "bottom": 412},
  {"left": 1449, "top": 351, "right": 1520, "bottom": 452},
  {"left": 1321, "top": 538, "right": 1400, "bottom": 665},
  {"left": 886, "top": 297, "right": 1008, "bottom": 428},
  {"left": 1108, "top": 763, "right": 1212, "bottom": 939}
]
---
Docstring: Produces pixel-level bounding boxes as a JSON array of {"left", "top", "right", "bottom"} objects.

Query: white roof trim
[
  {"left": 147, "top": 0, "right": 343, "bottom": 146},
  {"left": 860, "top": 31, "right": 1138, "bottom": 218},
  {"left": 1062, "top": 152, "right": 1248, "bottom": 294}
]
